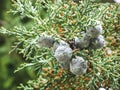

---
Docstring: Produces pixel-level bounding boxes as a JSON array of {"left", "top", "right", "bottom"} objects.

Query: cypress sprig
[{"left": 0, "top": 0, "right": 120, "bottom": 89}]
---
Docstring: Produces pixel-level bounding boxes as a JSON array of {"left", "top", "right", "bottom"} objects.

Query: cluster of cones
[{"left": 37, "top": 24, "right": 105, "bottom": 75}]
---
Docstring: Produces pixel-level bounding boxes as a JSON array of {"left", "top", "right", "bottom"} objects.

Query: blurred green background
[{"left": 0, "top": 0, "right": 35, "bottom": 90}]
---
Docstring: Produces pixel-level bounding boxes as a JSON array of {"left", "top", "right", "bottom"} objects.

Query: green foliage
[
  {"left": 0, "top": 0, "right": 120, "bottom": 90},
  {"left": 0, "top": 0, "right": 36, "bottom": 90}
]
